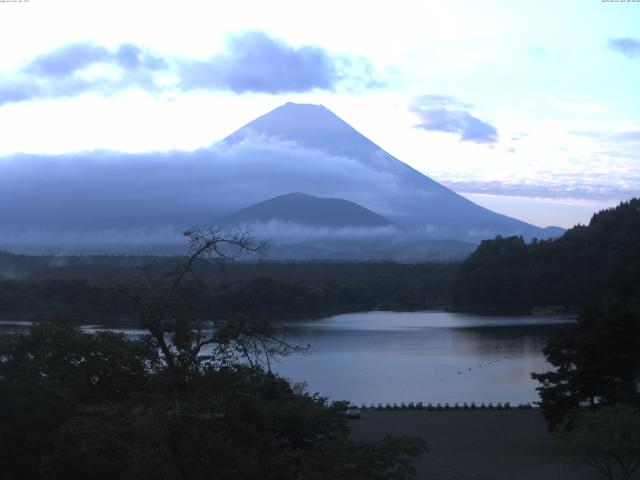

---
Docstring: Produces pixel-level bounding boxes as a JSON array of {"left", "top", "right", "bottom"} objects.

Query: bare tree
[{"left": 116, "top": 226, "right": 300, "bottom": 388}]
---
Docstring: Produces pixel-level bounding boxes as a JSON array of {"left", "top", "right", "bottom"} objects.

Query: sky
[{"left": 0, "top": 0, "right": 639, "bottom": 228}]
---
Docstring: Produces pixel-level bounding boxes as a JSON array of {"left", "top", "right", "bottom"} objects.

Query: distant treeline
[
  {"left": 4, "top": 199, "right": 639, "bottom": 321},
  {"left": 0, "top": 258, "right": 456, "bottom": 322},
  {"left": 453, "top": 198, "right": 640, "bottom": 312}
]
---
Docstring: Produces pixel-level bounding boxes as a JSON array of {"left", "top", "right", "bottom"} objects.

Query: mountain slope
[
  {"left": 219, "top": 192, "right": 395, "bottom": 228},
  {"left": 453, "top": 198, "right": 640, "bottom": 311},
  {"left": 220, "top": 102, "right": 561, "bottom": 239},
  {"left": 217, "top": 193, "right": 479, "bottom": 261},
  {"left": 0, "top": 102, "right": 565, "bottom": 254}
]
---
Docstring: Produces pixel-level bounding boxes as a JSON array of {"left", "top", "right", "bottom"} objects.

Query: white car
[{"left": 345, "top": 405, "right": 361, "bottom": 419}]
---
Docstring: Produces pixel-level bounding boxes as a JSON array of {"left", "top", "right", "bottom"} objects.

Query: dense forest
[
  {"left": 0, "top": 228, "right": 427, "bottom": 480},
  {"left": 453, "top": 198, "right": 640, "bottom": 312},
  {"left": 0, "top": 257, "right": 455, "bottom": 323},
  {"left": 2, "top": 199, "right": 640, "bottom": 322},
  {"left": 505, "top": 200, "right": 640, "bottom": 434},
  {"left": 1, "top": 201, "right": 639, "bottom": 478},
  {"left": 444, "top": 199, "right": 640, "bottom": 438}
]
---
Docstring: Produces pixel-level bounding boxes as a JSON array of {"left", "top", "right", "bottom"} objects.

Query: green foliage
[
  {"left": 0, "top": 261, "right": 455, "bottom": 322},
  {"left": 453, "top": 236, "right": 532, "bottom": 310},
  {"left": 0, "top": 321, "right": 427, "bottom": 479},
  {"left": 518, "top": 200, "right": 640, "bottom": 429},
  {"left": 0, "top": 321, "right": 156, "bottom": 480},
  {"left": 454, "top": 198, "right": 640, "bottom": 311},
  {"left": 297, "top": 435, "right": 428, "bottom": 480},
  {"left": 558, "top": 405, "right": 640, "bottom": 480},
  {"left": 532, "top": 302, "right": 640, "bottom": 430},
  {"left": 0, "top": 230, "right": 443, "bottom": 479}
]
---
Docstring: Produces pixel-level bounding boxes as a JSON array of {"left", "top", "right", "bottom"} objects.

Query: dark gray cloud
[
  {"left": 0, "top": 42, "right": 168, "bottom": 105},
  {"left": 0, "top": 33, "right": 380, "bottom": 105},
  {"left": 0, "top": 80, "right": 41, "bottom": 104},
  {"left": 0, "top": 130, "right": 477, "bottom": 252},
  {"left": 179, "top": 31, "right": 378, "bottom": 94},
  {"left": 113, "top": 44, "right": 168, "bottom": 71},
  {"left": 26, "top": 43, "right": 111, "bottom": 77},
  {"left": 25, "top": 42, "right": 168, "bottom": 78},
  {"left": 608, "top": 37, "right": 640, "bottom": 59},
  {"left": 0, "top": 137, "right": 408, "bottom": 234},
  {"left": 0, "top": 76, "right": 91, "bottom": 106},
  {"left": 412, "top": 96, "right": 498, "bottom": 144}
]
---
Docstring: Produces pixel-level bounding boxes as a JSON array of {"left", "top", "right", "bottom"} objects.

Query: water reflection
[
  {"left": 273, "top": 311, "right": 574, "bottom": 404},
  {"left": 0, "top": 311, "right": 573, "bottom": 405}
]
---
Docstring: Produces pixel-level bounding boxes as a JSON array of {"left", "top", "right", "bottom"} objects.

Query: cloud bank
[
  {"left": 0, "top": 128, "right": 504, "bottom": 252},
  {"left": 179, "top": 31, "right": 379, "bottom": 94},
  {"left": 25, "top": 43, "right": 167, "bottom": 78},
  {"left": 0, "top": 32, "right": 380, "bottom": 106},
  {"left": 0, "top": 43, "right": 167, "bottom": 105},
  {"left": 0, "top": 135, "right": 417, "bottom": 234}
]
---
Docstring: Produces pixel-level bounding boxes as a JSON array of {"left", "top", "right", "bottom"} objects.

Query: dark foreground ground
[{"left": 349, "top": 410, "right": 604, "bottom": 480}]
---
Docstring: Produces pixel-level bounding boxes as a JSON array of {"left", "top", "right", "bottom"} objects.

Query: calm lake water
[
  {"left": 272, "top": 311, "right": 574, "bottom": 405},
  {"left": 0, "top": 311, "right": 574, "bottom": 405}
]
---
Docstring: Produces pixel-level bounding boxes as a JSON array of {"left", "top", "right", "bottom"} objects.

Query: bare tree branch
[{"left": 110, "top": 225, "right": 300, "bottom": 390}]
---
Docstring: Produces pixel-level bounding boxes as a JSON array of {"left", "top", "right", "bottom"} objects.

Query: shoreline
[{"left": 0, "top": 307, "right": 576, "bottom": 328}]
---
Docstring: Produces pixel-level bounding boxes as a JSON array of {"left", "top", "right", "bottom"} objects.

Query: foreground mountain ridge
[{"left": 219, "top": 192, "right": 396, "bottom": 228}]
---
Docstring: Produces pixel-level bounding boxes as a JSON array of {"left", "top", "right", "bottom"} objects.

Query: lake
[
  {"left": 272, "top": 311, "right": 574, "bottom": 405},
  {"left": 0, "top": 311, "right": 574, "bottom": 405}
]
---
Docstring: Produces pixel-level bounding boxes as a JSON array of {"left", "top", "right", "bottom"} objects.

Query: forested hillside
[
  {"left": 0, "top": 259, "right": 455, "bottom": 322},
  {"left": 453, "top": 198, "right": 640, "bottom": 312}
]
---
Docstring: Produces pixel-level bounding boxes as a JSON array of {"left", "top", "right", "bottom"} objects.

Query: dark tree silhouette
[
  {"left": 559, "top": 405, "right": 640, "bottom": 480},
  {"left": 0, "top": 226, "right": 428, "bottom": 479}
]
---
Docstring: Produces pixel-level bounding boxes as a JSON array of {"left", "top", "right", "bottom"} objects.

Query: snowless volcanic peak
[
  {"left": 220, "top": 102, "right": 561, "bottom": 239},
  {"left": 225, "top": 102, "right": 410, "bottom": 168},
  {"left": 220, "top": 192, "right": 396, "bottom": 228},
  {"left": 226, "top": 103, "right": 356, "bottom": 144}
]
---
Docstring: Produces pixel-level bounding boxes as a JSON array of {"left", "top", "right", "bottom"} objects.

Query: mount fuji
[
  {"left": 216, "top": 102, "right": 562, "bottom": 238},
  {"left": 0, "top": 102, "right": 563, "bottom": 257}
]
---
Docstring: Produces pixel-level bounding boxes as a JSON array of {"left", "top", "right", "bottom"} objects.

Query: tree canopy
[
  {"left": 559, "top": 405, "right": 640, "bottom": 480},
  {"left": 454, "top": 198, "right": 640, "bottom": 312},
  {"left": 0, "top": 228, "right": 427, "bottom": 479},
  {"left": 502, "top": 200, "right": 640, "bottom": 429}
]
